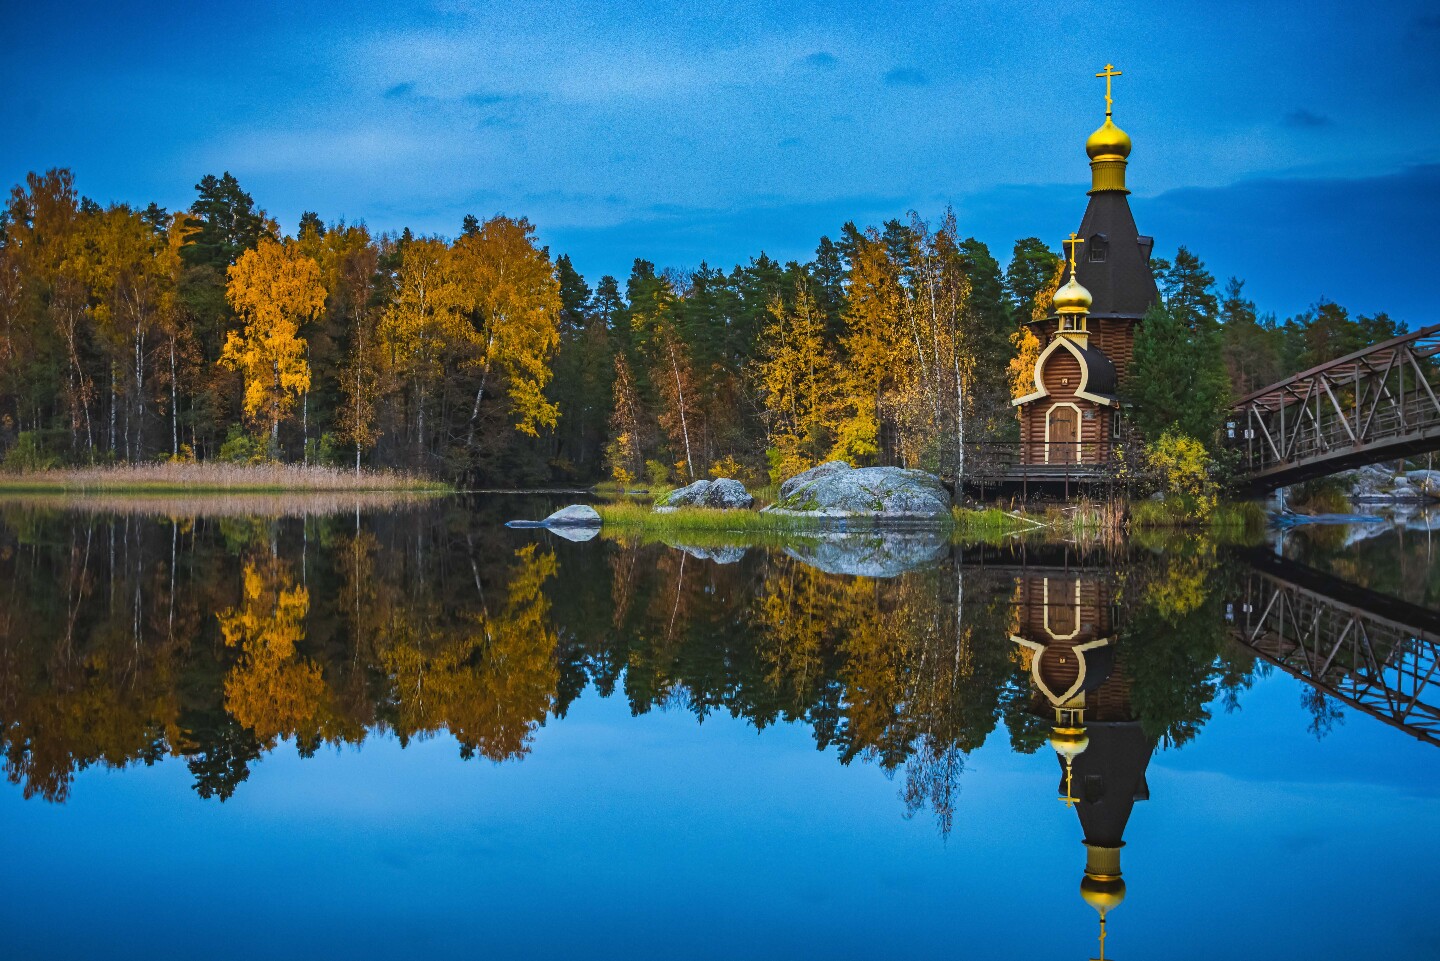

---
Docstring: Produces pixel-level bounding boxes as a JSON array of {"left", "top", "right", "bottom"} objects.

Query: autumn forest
[{"left": 0, "top": 168, "right": 1404, "bottom": 487}]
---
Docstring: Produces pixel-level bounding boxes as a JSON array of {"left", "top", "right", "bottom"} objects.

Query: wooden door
[{"left": 1049, "top": 406, "right": 1077, "bottom": 463}]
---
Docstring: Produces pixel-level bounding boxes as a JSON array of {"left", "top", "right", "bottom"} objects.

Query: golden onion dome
[
  {"left": 1086, "top": 117, "right": 1132, "bottom": 160},
  {"left": 1080, "top": 874, "right": 1127, "bottom": 916},
  {"left": 1052, "top": 273, "right": 1093, "bottom": 314},
  {"left": 1049, "top": 726, "right": 1090, "bottom": 762}
]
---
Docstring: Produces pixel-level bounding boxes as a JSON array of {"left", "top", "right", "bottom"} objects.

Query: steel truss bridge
[
  {"left": 1228, "top": 549, "right": 1440, "bottom": 748},
  {"left": 1226, "top": 323, "right": 1440, "bottom": 492}
]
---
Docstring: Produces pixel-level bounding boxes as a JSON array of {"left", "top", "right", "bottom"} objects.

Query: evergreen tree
[
  {"left": 1160, "top": 246, "right": 1218, "bottom": 330},
  {"left": 183, "top": 173, "right": 268, "bottom": 270},
  {"left": 1218, "top": 277, "right": 1283, "bottom": 396},
  {"left": 1004, "top": 238, "right": 1059, "bottom": 319},
  {"left": 297, "top": 211, "right": 326, "bottom": 239},
  {"left": 1126, "top": 302, "right": 1230, "bottom": 448}
]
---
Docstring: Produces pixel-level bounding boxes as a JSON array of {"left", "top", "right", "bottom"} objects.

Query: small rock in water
[{"left": 544, "top": 504, "right": 602, "bottom": 527}]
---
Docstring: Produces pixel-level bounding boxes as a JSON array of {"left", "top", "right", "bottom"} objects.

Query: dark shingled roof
[
  {"left": 1067, "top": 191, "right": 1160, "bottom": 320},
  {"left": 1057, "top": 720, "right": 1155, "bottom": 849},
  {"left": 1076, "top": 342, "right": 1118, "bottom": 398}
]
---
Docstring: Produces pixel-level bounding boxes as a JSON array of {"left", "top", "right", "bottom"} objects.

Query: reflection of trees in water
[{"left": 0, "top": 505, "right": 1259, "bottom": 819}]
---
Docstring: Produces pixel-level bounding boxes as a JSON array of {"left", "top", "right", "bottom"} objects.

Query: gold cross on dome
[
  {"left": 1096, "top": 63, "right": 1122, "bottom": 117},
  {"left": 1063, "top": 232, "right": 1084, "bottom": 273}
]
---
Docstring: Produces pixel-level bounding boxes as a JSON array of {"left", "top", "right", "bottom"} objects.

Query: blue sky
[{"left": 4, "top": 0, "right": 1438, "bottom": 321}]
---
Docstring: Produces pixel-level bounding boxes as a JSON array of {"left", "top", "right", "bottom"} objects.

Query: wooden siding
[{"left": 1016, "top": 346, "right": 1114, "bottom": 464}]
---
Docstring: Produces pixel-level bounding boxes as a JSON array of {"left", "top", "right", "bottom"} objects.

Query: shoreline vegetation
[
  {"left": 0, "top": 462, "right": 449, "bottom": 494},
  {"left": 595, "top": 495, "right": 1271, "bottom": 545}
]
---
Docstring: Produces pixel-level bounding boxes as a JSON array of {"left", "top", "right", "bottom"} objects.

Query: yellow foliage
[
  {"left": 1146, "top": 431, "right": 1218, "bottom": 518},
  {"left": 1031, "top": 258, "right": 1065, "bottom": 322},
  {"left": 755, "top": 286, "right": 841, "bottom": 479},
  {"left": 709, "top": 455, "right": 745, "bottom": 480},
  {"left": 217, "top": 559, "right": 334, "bottom": 744},
  {"left": 1007, "top": 325, "right": 1042, "bottom": 400},
  {"left": 220, "top": 238, "right": 324, "bottom": 436},
  {"left": 833, "top": 234, "right": 905, "bottom": 464},
  {"left": 378, "top": 544, "right": 559, "bottom": 760},
  {"left": 452, "top": 216, "right": 562, "bottom": 437}
]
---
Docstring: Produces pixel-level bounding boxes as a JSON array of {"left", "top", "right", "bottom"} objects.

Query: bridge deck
[{"left": 1227, "top": 323, "right": 1440, "bottom": 492}]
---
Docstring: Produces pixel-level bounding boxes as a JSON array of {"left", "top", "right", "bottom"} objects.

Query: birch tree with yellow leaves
[
  {"left": 220, "top": 238, "right": 325, "bottom": 448},
  {"left": 454, "top": 216, "right": 562, "bottom": 447}
]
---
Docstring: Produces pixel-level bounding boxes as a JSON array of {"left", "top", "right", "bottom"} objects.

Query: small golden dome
[
  {"left": 1086, "top": 117, "right": 1132, "bottom": 160},
  {"left": 1080, "top": 874, "right": 1127, "bottom": 916},
  {"left": 1049, "top": 726, "right": 1090, "bottom": 761},
  {"left": 1052, "top": 273, "right": 1093, "bottom": 314}
]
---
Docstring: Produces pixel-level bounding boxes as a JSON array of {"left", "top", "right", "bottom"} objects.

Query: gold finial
[
  {"left": 1063, "top": 232, "right": 1084, "bottom": 275},
  {"left": 1091, "top": 916, "right": 1109, "bottom": 961},
  {"left": 1061, "top": 756, "right": 1078, "bottom": 807},
  {"left": 1096, "top": 63, "right": 1122, "bottom": 118}
]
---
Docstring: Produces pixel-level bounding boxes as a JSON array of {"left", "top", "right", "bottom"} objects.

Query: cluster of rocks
[
  {"left": 1283, "top": 466, "right": 1440, "bottom": 506},
  {"left": 508, "top": 462, "right": 956, "bottom": 560}
]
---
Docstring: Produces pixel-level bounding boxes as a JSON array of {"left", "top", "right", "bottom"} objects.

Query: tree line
[{"left": 0, "top": 168, "right": 1405, "bottom": 485}]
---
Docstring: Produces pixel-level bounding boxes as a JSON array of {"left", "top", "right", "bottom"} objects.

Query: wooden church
[{"left": 1013, "top": 65, "right": 1160, "bottom": 466}]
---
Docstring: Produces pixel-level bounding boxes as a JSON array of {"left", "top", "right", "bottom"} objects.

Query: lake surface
[{"left": 1, "top": 496, "right": 1437, "bottom": 960}]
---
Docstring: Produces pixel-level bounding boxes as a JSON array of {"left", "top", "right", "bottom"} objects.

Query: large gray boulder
[
  {"left": 778, "top": 460, "right": 852, "bottom": 503},
  {"left": 785, "top": 531, "right": 948, "bottom": 577},
  {"left": 655, "top": 477, "right": 755, "bottom": 512},
  {"left": 766, "top": 462, "right": 951, "bottom": 522}
]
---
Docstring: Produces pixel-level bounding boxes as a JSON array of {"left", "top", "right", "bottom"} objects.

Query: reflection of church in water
[{"left": 1010, "top": 567, "right": 1154, "bottom": 960}]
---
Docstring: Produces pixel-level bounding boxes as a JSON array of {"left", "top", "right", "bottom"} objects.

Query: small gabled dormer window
[{"left": 1087, "top": 232, "right": 1108, "bottom": 262}]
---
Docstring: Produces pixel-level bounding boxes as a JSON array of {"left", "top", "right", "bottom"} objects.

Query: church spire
[
  {"left": 1053, "top": 233, "right": 1093, "bottom": 345},
  {"left": 1086, "top": 63, "right": 1132, "bottom": 194}
]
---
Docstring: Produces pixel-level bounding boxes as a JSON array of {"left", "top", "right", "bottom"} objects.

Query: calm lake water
[{"left": 1, "top": 496, "right": 1436, "bottom": 960}]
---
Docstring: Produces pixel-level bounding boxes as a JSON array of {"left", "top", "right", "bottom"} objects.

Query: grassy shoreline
[
  {"left": 0, "top": 462, "right": 449, "bottom": 494},
  {"left": 594, "top": 496, "right": 1270, "bottom": 544}
]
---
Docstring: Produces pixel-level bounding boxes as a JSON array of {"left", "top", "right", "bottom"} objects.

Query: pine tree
[{"left": 1126, "top": 302, "right": 1229, "bottom": 448}]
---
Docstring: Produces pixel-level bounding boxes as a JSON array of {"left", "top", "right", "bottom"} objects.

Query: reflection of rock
[
  {"left": 506, "top": 503, "right": 602, "bottom": 530},
  {"left": 655, "top": 477, "right": 754, "bottom": 511},
  {"left": 663, "top": 542, "right": 748, "bottom": 564},
  {"left": 766, "top": 461, "right": 951, "bottom": 522},
  {"left": 783, "top": 530, "right": 948, "bottom": 577},
  {"left": 548, "top": 525, "right": 599, "bottom": 543}
]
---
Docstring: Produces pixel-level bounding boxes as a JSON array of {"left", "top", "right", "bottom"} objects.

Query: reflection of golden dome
[
  {"left": 1080, "top": 874, "right": 1127, "bottom": 916},
  {"left": 1086, "top": 117, "right": 1132, "bottom": 160},
  {"left": 1049, "top": 725, "right": 1090, "bottom": 762},
  {"left": 1052, "top": 274, "right": 1093, "bottom": 315}
]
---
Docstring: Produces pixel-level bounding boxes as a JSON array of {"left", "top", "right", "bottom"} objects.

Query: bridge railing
[
  {"left": 1229, "top": 566, "right": 1440, "bottom": 746},
  {"left": 1224, "top": 323, "right": 1440, "bottom": 488}
]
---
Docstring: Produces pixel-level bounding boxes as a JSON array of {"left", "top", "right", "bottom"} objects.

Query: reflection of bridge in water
[
  {"left": 1228, "top": 548, "right": 1440, "bottom": 748},
  {"left": 993, "top": 545, "right": 1436, "bottom": 960}
]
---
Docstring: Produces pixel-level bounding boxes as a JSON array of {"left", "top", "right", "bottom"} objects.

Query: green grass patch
[
  {"left": 1129, "top": 497, "right": 1268, "bottom": 533},
  {"left": 596, "top": 501, "right": 839, "bottom": 535}
]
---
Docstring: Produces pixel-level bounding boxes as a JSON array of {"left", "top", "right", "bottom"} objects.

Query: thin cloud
[
  {"left": 884, "top": 67, "right": 929, "bottom": 87},
  {"left": 1284, "top": 108, "right": 1332, "bottom": 129}
]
